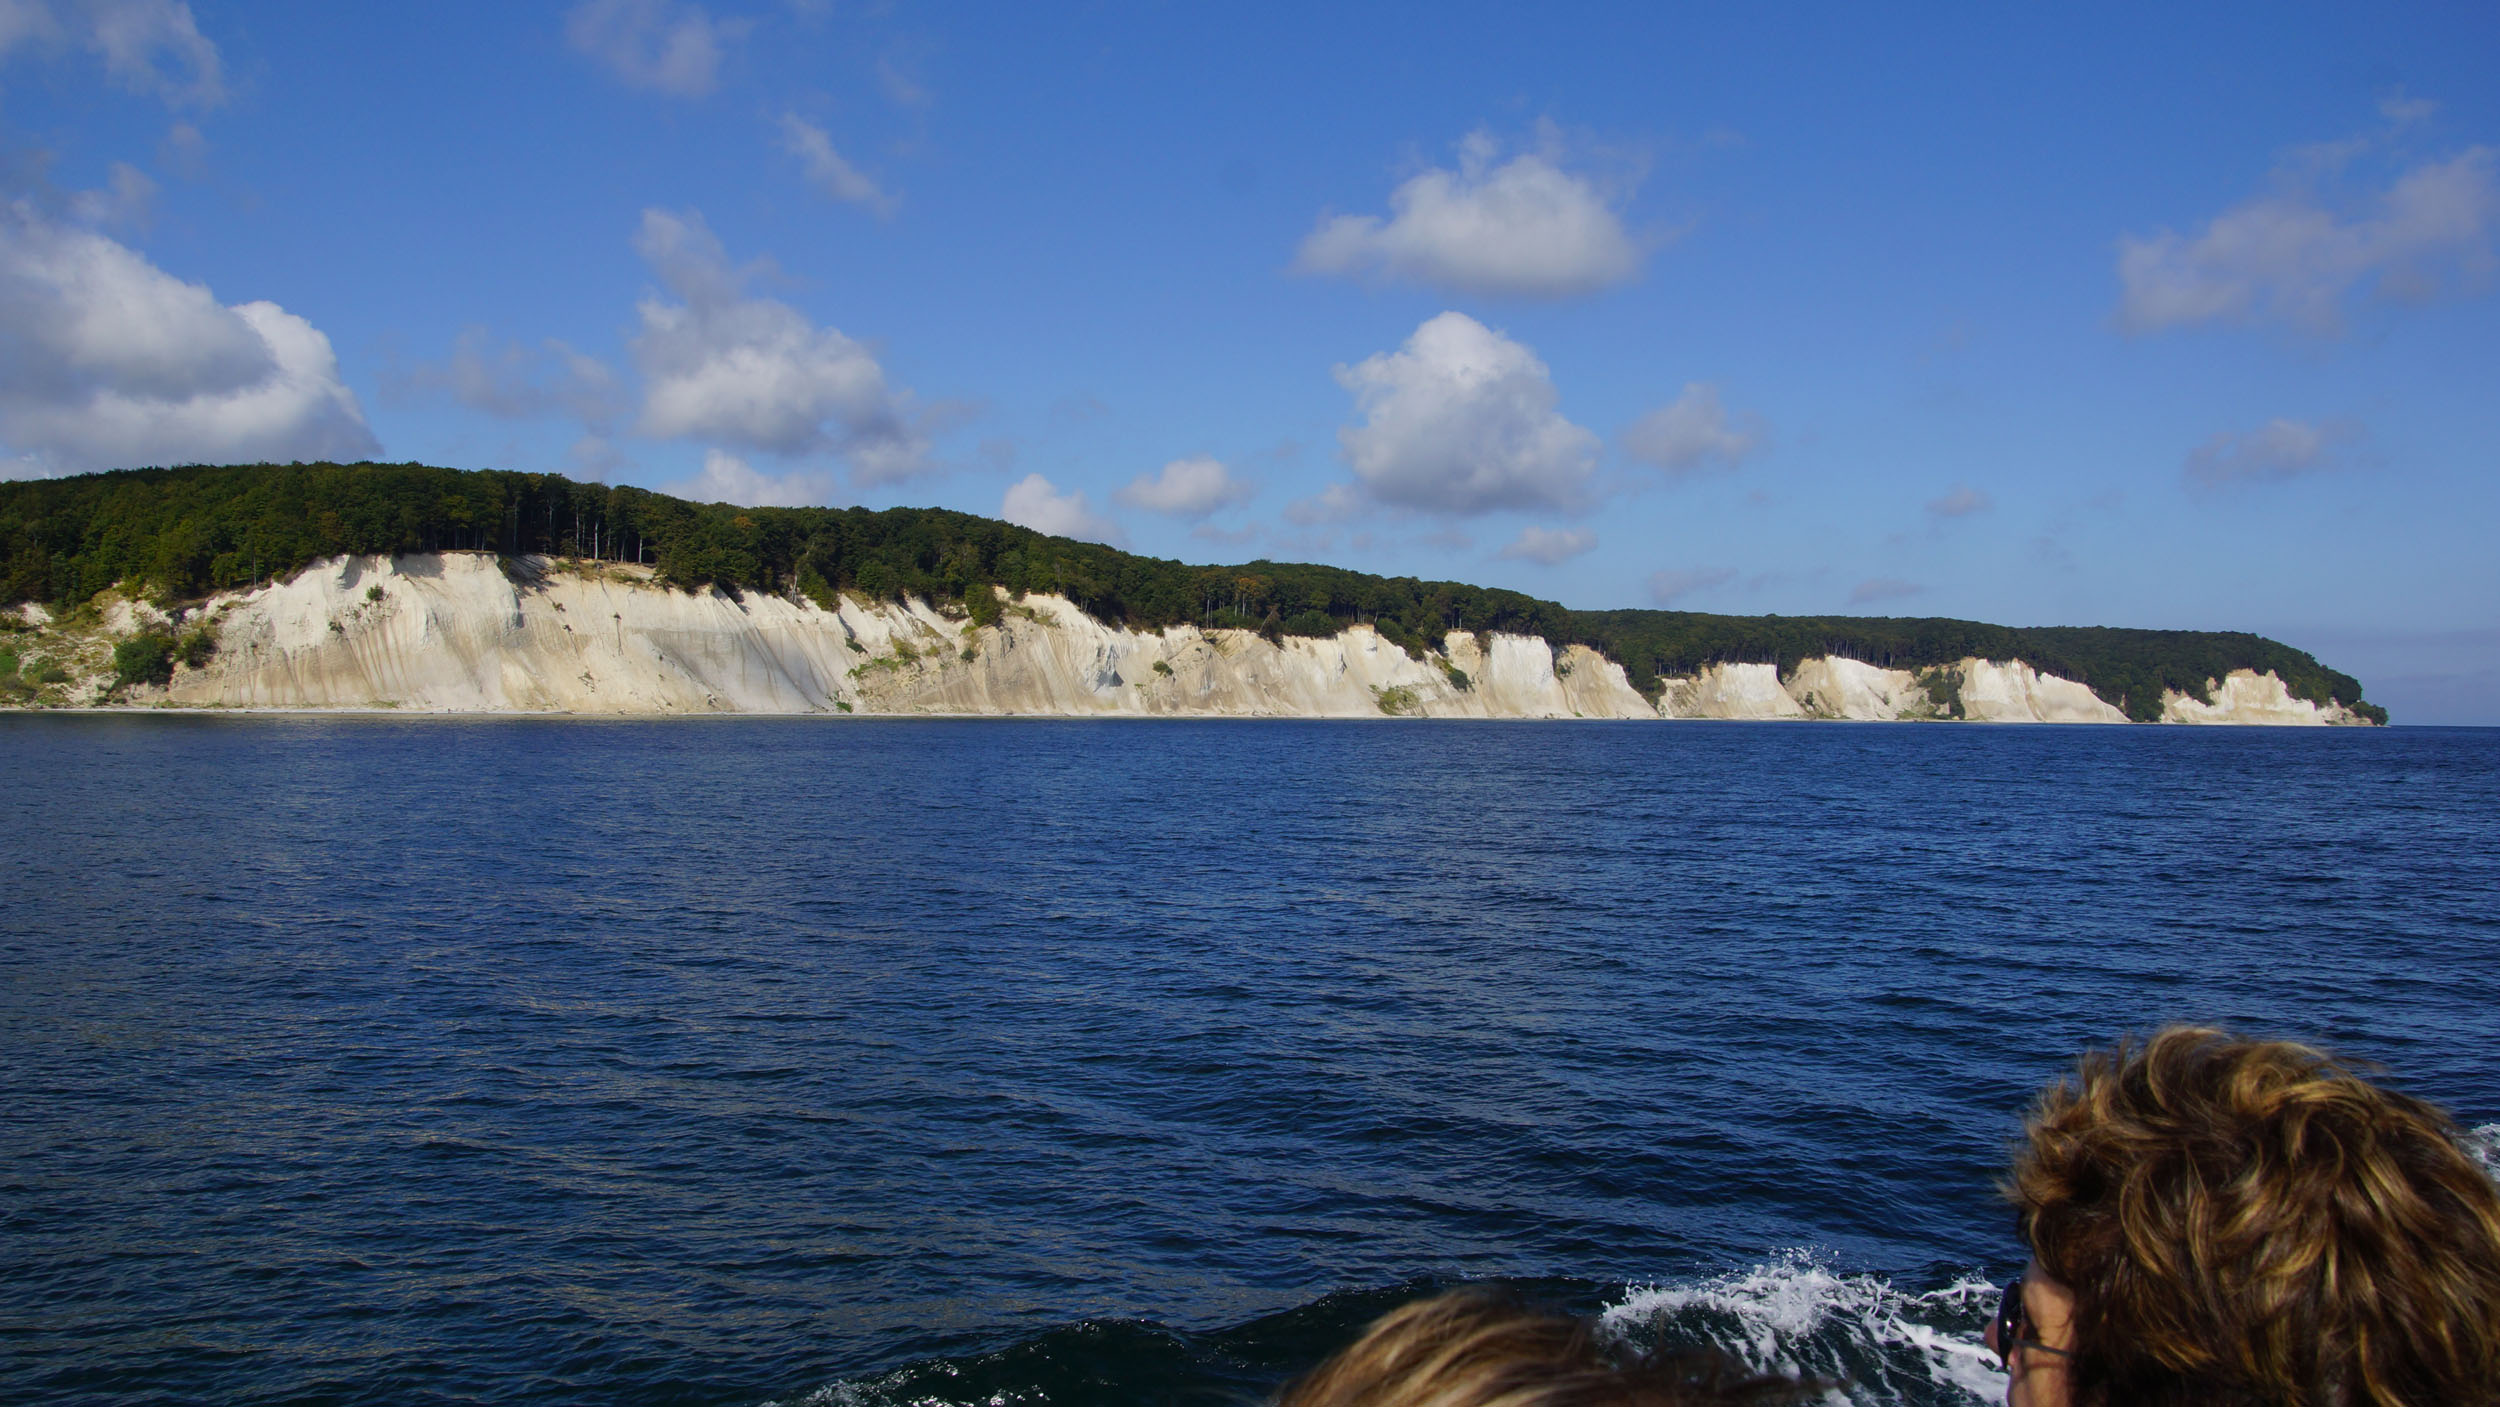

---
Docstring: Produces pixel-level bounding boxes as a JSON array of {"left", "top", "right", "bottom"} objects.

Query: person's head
[
  {"left": 1274, "top": 1288, "right": 1813, "bottom": 1407},
  {"left": 1998, "top": 1026, "right": 2500, "bottom": 1407}
]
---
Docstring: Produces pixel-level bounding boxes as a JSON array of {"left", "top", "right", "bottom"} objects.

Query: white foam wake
[
  {"left": 1600, "top": 1252, "right": 2005, "bottom": 1405},
  {"left": 775, "top": 1362, "right": 1029, "bottom": 1407},
  {"left": 2465, "top": 1123, "right": 2500, "bottom": 1183}
]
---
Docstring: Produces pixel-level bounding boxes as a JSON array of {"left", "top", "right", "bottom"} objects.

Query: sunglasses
[{"left": 1993, "top": 1271, "right": 2075, "bottom": 1369}]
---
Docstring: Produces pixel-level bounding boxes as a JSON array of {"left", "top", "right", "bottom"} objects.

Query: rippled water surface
[{"left": 5, "top": 717, "right": 2497, "bottom": 1406}]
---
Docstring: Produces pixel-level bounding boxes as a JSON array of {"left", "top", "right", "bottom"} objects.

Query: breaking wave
[
  {"left": 2466, "top": 1123, "right": 2500, "bottom": 1182},
  {"left": 777, "top": 1258, "right": 2007, "bottom": 1407},
  {"left": 1601, "top": 1253, "right": 2004, "bottom": 1406}
]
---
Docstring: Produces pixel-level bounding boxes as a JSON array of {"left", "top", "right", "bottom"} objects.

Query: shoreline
[
  {"left": 0, "top": 705, "right": 2435, "bottom": 727},
  {"left": 4, "top": 553, "right": 2381, "bottom": 726}
]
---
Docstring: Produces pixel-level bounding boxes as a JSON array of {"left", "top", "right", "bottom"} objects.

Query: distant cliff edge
[
  {"left": 0, "top": 463, "right": 2383, "bottom": 723},
  {"left": 4, "top": 553, "right": 2376, "bottom": 724}
]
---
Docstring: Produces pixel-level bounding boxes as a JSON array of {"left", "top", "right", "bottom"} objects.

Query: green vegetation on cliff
[{"left": 0, "top": 461, "right": 2383, "bottom": 721}]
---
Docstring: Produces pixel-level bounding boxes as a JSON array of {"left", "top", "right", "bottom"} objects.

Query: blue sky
[{"left": 3, "top": 2, "right": 2496, "bottom": 721}]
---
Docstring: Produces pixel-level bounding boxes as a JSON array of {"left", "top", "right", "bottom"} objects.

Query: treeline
[{"left": 0, "top": 461, "right": 2381, "bottom": 721}]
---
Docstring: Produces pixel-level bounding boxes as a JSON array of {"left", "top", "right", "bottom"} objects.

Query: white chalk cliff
[{"left": 30, "top": 553, "right": 2375, "bottom": 724}]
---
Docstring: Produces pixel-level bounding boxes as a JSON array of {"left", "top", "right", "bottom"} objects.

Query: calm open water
[{"left": 4, "top": 717, "right": 2496, "bottom": 1406}]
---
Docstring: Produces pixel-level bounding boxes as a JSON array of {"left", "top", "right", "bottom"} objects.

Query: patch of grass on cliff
[
  {"left": 1920, "top": 664, "right": 1965, "bottom": 720},
  {"left": 112, "top": 634, "right": 174, "bottom": 690}
]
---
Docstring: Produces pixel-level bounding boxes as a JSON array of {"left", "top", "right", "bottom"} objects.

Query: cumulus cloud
[
  {"left": 779, "top": 114, "right": 897, "bottom": 217},
  {"left": 630, "top": 208, "right": 931, "bottom": 482},
  {"left": 67, "top": 160, "right": 154, "bottom": 226},
  {"left": 1, "top": 0, "right": 224, "bottom": 107},
  {"left": 1334, "top": 311, "right": 1600, "bottom": 515},
  {"left": 1114, "top": 455, "right": 1253, "bottom": 518},
  {"left": 1295, "top": 129, "right": 1644, "bottom": 298},
  {"left": 1001, "top": 473, "right": 1122, "bottom": 545},
  {"left": 1621, "top": 382, "right": 1761, "bottom": 476},
  {"left": 1926, "top": 483, "right": 1992, "bottom": 518},
  {"left": 1283, "top": 481, "right": 1363, "bottom": 526},
  {"left": 1497, "top": 525, "right": 1595, "bottom": 565},
  {"left": 1648, "top": 567, "right": 1735, "bottom": 606},
  {"left": 2117, "top": 136, "right": 2499, "bottom": 333},
  {"left": 86, "top": 0, "right": 219, "bottom": 105},
  {"left": 660, "top": 448, "right": 835, "bottom": 508},
  {"left": 1848, "top": 577, "right": 1923, "bottom": 606},
  {"left": 565, "top": 0, "right": 731, "bottom": 98},
  {"left": 158, "top": 120, "right": 207, "bottom": 176},
  {"left": 397, "top": 327, "right": 621, "bottom": 427},
  {"left": 2184, "top": 417, "right": 2359, "bottom": 487},
  {"left": 0, "top": 203, "right": 377, "bottom": 474}
]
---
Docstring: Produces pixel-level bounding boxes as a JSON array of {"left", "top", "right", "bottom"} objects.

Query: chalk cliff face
[
  {"left": 1960, "top": 659, "right": 2130, "bottom": 724},
  {"left": 19, "top": 553, "right": 2371, "bottom": 724},
  {"left": 1660, "top": 661, "right": 1806, "bottom": 719},
  {"left": 1652, "top": 655, "right": 2365, "bottom": 726},
  {"left": 1782, "top": 657, "right": 1937, "bottom": 721},
  {"left": 143, "top": 553, "right": 1654, "bottom": 718},
  {"left": 2158, "top": 669, "right": 2374, "bottom": 726}
]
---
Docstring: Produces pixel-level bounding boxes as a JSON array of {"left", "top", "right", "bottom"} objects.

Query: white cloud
[
  {"left": 630, "top": 208, "right": 931, "bottom": 482},
  {"left": 400, "top": 327, "right": 621, "bottom": 427},
  {"left": 85, "top": 0, "right": 219, "bottom": 105},
  {"left": 158, "top": 120, "right": 207, "bottom": 176},
  {"left": 876, "top": 52, "right": 929, "bottom": 110},
  {"left": 1283, "top": 481, "right": 1362, "bottom": 526},
  {"left": 1621, "top": 382, "right": 1760, "bottom": 475},
  {"left": 1001, "top": 473, "right": 1122, "bottom": 545},
  {"left": 1295, "top": 129, "right": 1644, "bottom": 298},
  {"left": 1648, "top": 567, "right": 1735, "bottom": 605},
  {"left": 779, "top": 114, "right": 897, "bottom": 218},
  {"left": 0, "top": 0, "right": 223, "bottom": 106},
  {"left": 1497, "top": 525, "right": 1595, "bottom": 565},
  {"left": 0, "top": 1, "right": 53, "bottom": 56},
  {"left": 2184, "top": 417, "right": 2358, "bottom": 487},
  {"left": 1334, "top": 311, "right": 1600, "bottom": 515},
  {"left": 1848, "top": 577, "right": 1923, "bottom": 606},
  {"left": 1926, "top": 483, "right": 1993, "bottom": 518},
  {"left": 67, "top": 160, "right": 155, "bottom": 226},
  {"left": 565, "top": 0, "right": 730, "bottom": 98},
  {"left": 0, "top": 203, "right": 377, "bottom": 474},
  {"left": 2117, "top": 144, "right": 2499, "bottom": 333},
  {"left": 2380, "top": 92, "right": 2436, "bottom": 126},
  {"left": 660, "top": 448, "right": 836, "bottom": 508},
  {"left": 1114, "top": 455, "right": 1254, "bottom": 518}
]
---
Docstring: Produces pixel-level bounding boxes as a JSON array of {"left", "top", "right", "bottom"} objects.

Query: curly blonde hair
[
  {"left": 2008, "top": 1027, "right": 2500, "bottom": 1406},
  {"left": 1273, "top": 1289, "right": 1813, "bottom": 1407}
]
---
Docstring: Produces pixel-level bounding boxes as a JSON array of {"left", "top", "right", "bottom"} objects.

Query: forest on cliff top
[{"left": 0, "top": 461, "right": 2381, "bottom": 722}]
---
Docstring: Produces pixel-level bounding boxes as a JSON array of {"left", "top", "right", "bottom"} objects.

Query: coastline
[{"left": 5, "top": 552, "right": 2381, "bottom": 726}]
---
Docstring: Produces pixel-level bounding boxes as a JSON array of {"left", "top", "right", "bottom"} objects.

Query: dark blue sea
[{"left": 5, "top": 718, "right": 2496, "bottom": 1406}]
